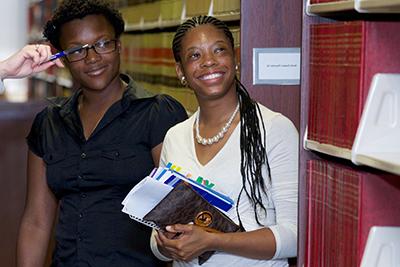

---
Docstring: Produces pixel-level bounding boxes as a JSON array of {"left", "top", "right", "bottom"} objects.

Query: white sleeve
[
  {"left": 265, "top": 115, "right": 299, "bottom": 259},
  {"left": 159, "top": 128, "right": 172, "bottom": 168},
  {"left": 0, "top": 79, "right": 5, "bottom": 93},
  {"left": 150, "top": 229, "right": 173, "bottom": 262}
]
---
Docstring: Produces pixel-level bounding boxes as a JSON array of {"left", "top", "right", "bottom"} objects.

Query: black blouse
[{"left": 27, "top": 74, "right": 188, "bottom": 267}]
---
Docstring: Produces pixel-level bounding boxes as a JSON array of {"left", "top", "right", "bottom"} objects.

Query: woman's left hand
[{"left": 155, "top": 224, "right": 216, "bottom": 262}]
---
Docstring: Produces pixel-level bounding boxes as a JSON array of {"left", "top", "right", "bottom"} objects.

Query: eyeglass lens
[{"left": 67, "top": 40, "right": 117, "bottom": 62}]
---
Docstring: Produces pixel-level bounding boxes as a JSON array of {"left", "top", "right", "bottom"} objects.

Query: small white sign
[{"left": 253, "top": 48, "right": 301, "bottom": 85}]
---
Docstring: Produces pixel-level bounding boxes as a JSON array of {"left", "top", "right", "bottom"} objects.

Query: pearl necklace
[{"left": 195, "top": 103, "right": 240, "bottom": 146}]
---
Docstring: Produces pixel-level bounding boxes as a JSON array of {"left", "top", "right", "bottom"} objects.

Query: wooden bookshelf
[
  {"left": 120, "top": 0, "right": 241, "bottom": 113},
  {"left": 304, "top": 139, "right": 352, "bottom": 160},
  {"left": 307, "top": 0, "right": 400, "bottom": 15},
  {"left": 300, "top": 0, "right": 400, "bottom": 266}
]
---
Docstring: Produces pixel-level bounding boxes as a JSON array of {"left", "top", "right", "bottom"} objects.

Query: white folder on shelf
[
  {"left": 351, "top": 73, "right": 400, "bottom": 175},
  {"left": 355, "top": 0, "right": 400, "bottom": 13},
  {"left": 360, "top": 226, "right": 400, "bottom": 267}
]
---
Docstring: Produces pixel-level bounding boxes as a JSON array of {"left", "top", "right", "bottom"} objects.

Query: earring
[
  {"left": 180, "top": 76, "right": 188, "bottom": 86},
  {"left": 235, "top": 64, "right": 240, "bottom": 77}
]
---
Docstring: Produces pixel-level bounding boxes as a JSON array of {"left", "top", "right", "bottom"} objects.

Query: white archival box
[
  {"left": 360, "top": 226, "right": 400, "bottom": 267},
  {"left": 351, "top": 73, "right": 400, "bottom": 175}
]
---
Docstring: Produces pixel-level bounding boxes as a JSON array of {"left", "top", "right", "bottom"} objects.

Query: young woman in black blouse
[{"left": 16, "top": 1, "right": 187, "bottom": 266}]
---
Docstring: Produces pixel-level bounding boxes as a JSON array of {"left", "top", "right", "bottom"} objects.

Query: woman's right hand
[{"left": 155, "top": 224, "right": 216, "bottom": 262}]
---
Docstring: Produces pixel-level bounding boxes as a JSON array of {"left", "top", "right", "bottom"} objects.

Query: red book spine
[
  {"left": 308, "top": 21, "right": 362, "bottom": 149},
  {"left": 306, "top": 160, "right": 400, "bottom": 266},
  {"left": 308, "top": 21, "right": 400, "bottom": 150},
  {"left": 305, "top": 161, "right": 313, "bottom": 267}
]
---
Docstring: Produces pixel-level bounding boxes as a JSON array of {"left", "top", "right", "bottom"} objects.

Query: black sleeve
[
  {"left": 148, "top": 94, "right": 188, "bottom": 148},
  {"left": 26, "top": 108, "right": 48, "bottom": 158}
]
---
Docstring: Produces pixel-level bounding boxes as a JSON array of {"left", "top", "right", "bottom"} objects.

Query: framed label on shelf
[{"left": 252, "top": 48, "right": 300, "bottom": 85}]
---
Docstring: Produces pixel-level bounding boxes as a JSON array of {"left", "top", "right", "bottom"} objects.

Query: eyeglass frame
[{"left": 65, "top": 39, "right": 119, "bottom": 63}]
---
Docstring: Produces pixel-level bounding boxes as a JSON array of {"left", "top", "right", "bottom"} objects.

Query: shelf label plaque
[{"left": 253, "top": 48, "right": 301, "bottom": 85}]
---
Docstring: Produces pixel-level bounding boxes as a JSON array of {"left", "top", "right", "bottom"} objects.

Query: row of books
[
  {"left": 305, "top": 20, "right": 400, "bottom": 172},
  {"left": 120, "top": 0, "right": 240, "bottom": 30},
  {"left": 119, "top": 27, "right": 240, "bottom": 113},
  {"left": 305, "top": 159, "right": 400, "bottom": 266},
  {"left": 109, "top": 0, "right": 156, "bottom": 8},
  {"left": 307, "top": 0, "right": 400, "bottom": 14},
  {"left": 28, "top": 0, "right": 58, "bottom": 41}
]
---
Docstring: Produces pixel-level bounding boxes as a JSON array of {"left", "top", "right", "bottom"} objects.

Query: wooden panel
[
  {"left": 240, "top": 0, "right": 302, "bottom": 130},
  {"left": 240, "top": 1, "right": 302, "bottom": 266},
  {"left": 0, "top": 101, "right": 46, "bottom": 267}
]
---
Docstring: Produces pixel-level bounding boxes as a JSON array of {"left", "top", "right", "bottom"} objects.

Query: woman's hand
[
  {"left": 155, "top": 224, "right": 216, "bottom": 262},
  {"left": 0, "top": 44, "right": 64, "bottom": 80}
]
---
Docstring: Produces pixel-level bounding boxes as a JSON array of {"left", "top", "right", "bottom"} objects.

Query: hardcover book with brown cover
[{"left": 143, "top": 181, "right": 242, "bottom": 265}]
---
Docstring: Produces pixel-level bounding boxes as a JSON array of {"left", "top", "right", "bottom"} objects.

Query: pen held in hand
[{"left": 42, "top": 44, "right": 88, "bottom": 64}]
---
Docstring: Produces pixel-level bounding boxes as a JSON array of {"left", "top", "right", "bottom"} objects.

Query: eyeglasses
[{"left": 66, "top": 39, "right": 118, "bottom": 62}]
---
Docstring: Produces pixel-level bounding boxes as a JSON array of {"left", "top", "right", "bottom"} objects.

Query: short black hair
[{"left": 43, "top": 0, "right": 125, "bottom": 50}]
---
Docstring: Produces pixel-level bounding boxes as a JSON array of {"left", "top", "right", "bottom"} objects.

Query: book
[
  {"left": 122, "top": 166, "right": 236, "bottom": 223},
  {"left": 310, "top": 0, "right": 351, "bottom": 3},
  {"left": 306, "top": 160, "right": 400, "bottom": 266},
  {"left": 121, "top": 168, "right": 241, "bottom": 265},
  {"left": 306, "top": 21, "right": 400, "bottom": 158},
  {"left": 143, "top": 181, "right": 241, "bottom": 265}
]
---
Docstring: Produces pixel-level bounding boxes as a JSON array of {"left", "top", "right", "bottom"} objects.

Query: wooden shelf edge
[
  {"left": 213, "top": 12, "right": 240, "bottom": 22},
  {"left": 125, "top": 20, "right": 179, "bottom": 32},
  {"left": 352, "top": 154, "right": 400, "bottom": 175},
  {"left": 32, "top": 73, "right": 73, "bottom": 88},
  {"left": 304, "top": 139, "right": 352, "bottom": 160},
  {"left": 306, "top": 0, "right": 355, "bottom": 15}
]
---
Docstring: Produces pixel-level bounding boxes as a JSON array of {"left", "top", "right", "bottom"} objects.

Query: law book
[
  {"left": 160, "top": 0, "right": 183, "bottom": 22},
  {"left": 306, "top": 21, "right": 400, "bottom": 159},
  {"left": 306, "top": 160, "right": 400, "bottom": 266},
  {"left": 186, "top": 0, "right": 212, "bottom": 18},
  {"left": 310, "top": 0, "right": 351, "bottom": 3}
]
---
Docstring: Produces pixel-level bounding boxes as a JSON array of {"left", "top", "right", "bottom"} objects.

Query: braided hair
[{"left": 172, "top": 15, "right": 271, "bottom": 227}]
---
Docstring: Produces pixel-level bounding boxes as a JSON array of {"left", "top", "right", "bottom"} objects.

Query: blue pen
[{"left": 44, "top": 44, "right": 89, "bottom": 63}]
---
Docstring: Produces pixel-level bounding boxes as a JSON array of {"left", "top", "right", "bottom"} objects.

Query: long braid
[
  {"left": 236, "top": 77, "right": 270, "bottom": 226},
  {"left": 172, "top": 15, "right": 270, "bottom": 227}
]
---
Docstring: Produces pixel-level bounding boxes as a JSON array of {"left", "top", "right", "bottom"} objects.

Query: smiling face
[
  {"left": 59, "top": 14, "right": 121, "bottom": 92},
  {"left": 176, "top": 24, "right": 236, "bottom": 101}
]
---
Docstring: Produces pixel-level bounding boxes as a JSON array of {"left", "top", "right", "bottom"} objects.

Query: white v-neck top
[{"left": 151, "top": 103, "right": 298, "bottom": 267}]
